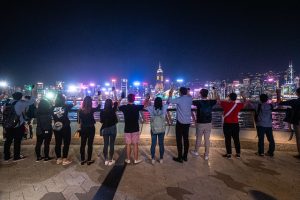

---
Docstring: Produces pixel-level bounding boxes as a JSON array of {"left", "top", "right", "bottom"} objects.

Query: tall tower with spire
[
  {"left": 286, "top": 60, "right": 295, "bottom": 84},
  {"left": 155, "top": 62, "right": 164, "bottom": 93}
]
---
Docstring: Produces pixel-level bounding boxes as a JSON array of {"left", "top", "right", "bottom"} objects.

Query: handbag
[
  {"left": 53, "top": 121, "right": 63, "bottom": 131},
  {"left": 74, "top": 129, "right": 81, "bottom": 138}
]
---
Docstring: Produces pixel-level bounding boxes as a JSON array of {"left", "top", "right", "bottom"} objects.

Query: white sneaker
[
  {"left": 125, "top": 159, "right": 131, "bottom": 164},
  {"left": 134, "top": 159, "right": 143, "bottom": 164},
  {"left": 108, "top": 160, "right": 115, "bottom": 166},
  {"left": 190, "top": 150, "right": 199, "bottom": 156},
  {"left": 104, "top": 160, "right": 109, "bottom": 166},
  {"left": 204, "top": 155, "right": 209, "bottom": 160},
  {"left": 151, "top": 159, "right": 155, "bottom": 165},
  {"left": 56, "top": 158, "right": 63, "bottom": 165},
  {"left": 62, "top": 159, "right": 72, "bottom": 166},
  {"left": 159, "top": 159, "right": 163, "bottom": 164}
]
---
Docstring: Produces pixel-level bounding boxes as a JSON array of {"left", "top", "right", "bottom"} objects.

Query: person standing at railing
[
  {"left": 52, "top": 94, "right": 73, "bottom": 166},
  {"left": 78, "top": 96, "right": 101, "bottom": 165},
  {"left": 100, "top": 98, "right": 118, "bottom": 166},
  {"left": 190, "top": 89, "right": 217, "bottom": 160},
  {"left": 118, "top": 94, "right": 144, "bottom": 164},
  {"left": 218, "top": 92, "right": 247, "bottom": 159},
  {"left": 279, "top": 87, "right": 300, "bottom": 159},
  {"left": 167, "top": 87, "right": 193, "bottom": 163},
  {"left": 250, "top": 94, "right": 275, "bottom": 157},
  {"left": 144, "top": 97, "right": 168, "bottom": 164}
]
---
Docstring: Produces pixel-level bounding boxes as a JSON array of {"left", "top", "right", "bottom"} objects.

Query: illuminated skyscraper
[
  {"left": 121, "top": 78, "right": 128, "bottom": 96},
  {"left": 155, "top": 62, "right": 164, "bottom": 93}
]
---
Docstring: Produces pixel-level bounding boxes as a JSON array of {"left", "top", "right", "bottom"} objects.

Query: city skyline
[{"left": 1, "top": 1, "right": 300, "bottom": 84}]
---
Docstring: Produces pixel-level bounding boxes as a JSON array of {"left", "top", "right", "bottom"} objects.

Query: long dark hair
[
  {"left": 55, "top": 94, "right": 66, "bottom": 107},
  {"left": 104, "top": 99, "right": 113, "bottom": 112},
  {"left": 154, "top": 97, "right": 163, "bottom": 110},
  {"left": 82, "top": 96, "right": 93, "bottom": 114},
  {"left": 37, "top": 99, "right": 51, "bottom": 115}
]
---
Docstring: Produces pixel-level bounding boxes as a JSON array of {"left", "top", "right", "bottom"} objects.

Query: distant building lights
[
  {"left": 111, "top": 79, "right": 116, "bottom": 82},
  {"left": 204, "top": 84, "right": 209, "bottom": 87},
  {"left": 101, "top": 87, "right": 107, "bottom": 91},
  {"left": 176, "top": 79, "right": 183, "bottom": 83},
  {"left": 67, "top": 85, "right": 77, "bottom": 93},
  {"left": 165, "top": 79, "right": 170, "bottom": 83},
  {"left": 268, "top": 78, "right": 274, "bottom": 82},
  {"left": 45, "top": 92, "right": 55, "bottom": 100},
  {"left": 133, "top": 81, "right": 140, "bottom": 87},
  {"left": 105, "top": 82, "right": 110, "bottom": 86},
  {"left": 89, "top": 83, "right": 95, "bottom": 87},
  {"left": 0, "top": 81, "right": 8, "bottom": 87}
]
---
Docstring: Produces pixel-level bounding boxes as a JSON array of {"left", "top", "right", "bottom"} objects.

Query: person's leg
[
  {"left": 4, "top": 128, "right": 14, "bottom": 160},
  {"left": 103, "top": 134, "right": 109, "bottom": 160},
  {"left": 194, "top": 123, "right": 204, "bottom": 152},
  {"left": 44, "top": 132, "right": 53, "bottom": 158},
  {"left": 133, "top": 133, "right": 140, "bottom": 161},
  {"left": 182, "top": 124, "right": 190, "bottom": 160},
  {"left": 109, "top": 133, "right": 117, "bottom": 160},
  {"left": 204, "top": 123, "right": 212, "bottom": 157},
  {"left": 62, "top": 126, "right": 71, "bottom": 158},
  {"left": 294, "top": 124, "right": 300, "bottom": 155},
  {"left": 232, "top": 124, "right": 241, "bottom": 155},
  {"left": 257, "top": 126, "right": 265, "bottom": 155},
  {"left": 87, "top": 127, "right": 95, "bottom": 161},
  {"left": 265, "top": 127, "right": 275, "bottom": 155},
  {"left": 54, "top": 131, "right": 62, "bottom": 158},
  {"left": 223, "top": 124, "right": 232, "bottom": 155},
  {"left": 80, "top": 129, "right": 88, "bottom": 161},
  {"left": 175, "top": 121, "right": 183, "bottom": 159},
  {"left": 126, "top": 144, "right": 131, "bottom": 160},
  {"left": 13, "top": 125, "right": 24, "bottom": 159},
  {"left": 35, "top": 134, "right": 43, "bottom": 158},
  {"left": 158, "top": 132, "right": 165, "bottom": 159},
  {"left": 150, "top": 132, "right": 157, "bottom": 159}
]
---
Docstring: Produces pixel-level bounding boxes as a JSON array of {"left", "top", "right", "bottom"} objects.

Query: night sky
[{"left": 0, "top": 1, "right": 300, "bottom": 85}]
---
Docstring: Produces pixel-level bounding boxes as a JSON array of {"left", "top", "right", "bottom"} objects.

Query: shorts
[{"left": 125, "top": 132, "right": 140, "bottom": 144}]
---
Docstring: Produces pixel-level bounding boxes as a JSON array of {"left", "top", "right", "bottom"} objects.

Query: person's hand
[{"left": 169, "top": 88, "right": 174, "bottom": 97}]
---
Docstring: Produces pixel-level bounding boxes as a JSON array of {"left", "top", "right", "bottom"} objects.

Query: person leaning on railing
[{"left": 278, "top": 87, "right": 300, "bottom": 159}]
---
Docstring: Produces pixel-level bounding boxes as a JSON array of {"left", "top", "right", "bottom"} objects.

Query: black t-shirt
[
  {"left": 52, "top": 104, "right": 73, "bottom": 126},
  {"left": 100, "top": 110, "right": 118, "bottom": 129},
  {"left": 192, "top": 100, "right": 216, "bottom": 123},
  {"left": 79, "top": 106, "right": 101, "bottom": 128},
  {"left": 119, "top": 104, "right": 144, "bottom": 133}
]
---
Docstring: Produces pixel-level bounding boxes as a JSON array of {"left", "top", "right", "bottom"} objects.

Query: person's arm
[
  {"left": 279, "top": 99, "right": 294, "bottom": 106},
  {"left": 100, "top": 111, "right": 104, "bottom": 123}
]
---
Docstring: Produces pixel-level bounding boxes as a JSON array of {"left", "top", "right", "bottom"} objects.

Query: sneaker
[
  {"left": 125, "top": 159, "right": 131, "bottom": 164},
  {"left": 190, "top": 150, "right": 199, "bottom": 157},
  {"left": 255, "top": 152, "right": 264, "bottom": 157},
  {"left": 104, "top": 160, "right": 109, "bottom": 166},
  {"left": 265, "top": 152, "right": 274, "bottom": 157},
  {"left": 81, "top": 161, "right": 86, "bottom": 165},
  {"left": 87, "top": 160, "right": 95, "bottom": 165},
  {"left": 13, "top": 155, "right": 27, "bottom": 162},
  {"left": 134, "top": 159, "right": 143, "bottom": 164},
  {"left": 236, "top": 154, "right": 241, "bottom": 159},
  {"left": 151, "top": 159, "right": 155, "bottom": 165},
  {"left": 222, "top": 154, "right": 232, "bottom": 159},
  {"left": 108, "top": 160, "right": 115, "bottom": 166},
  {"left": 44, "top": 157, "right": 53, "bottom": 162},
  {"left": 62, "top": 159, "right": 72, "bottom": 166},
  {"left": 36, "top": 157, "right": 43, "bottom": 162},
  {"left": 159, "top": 159, "right": 163, "bottom": 164},
  {"left": 204, "top": 155, "right": 209, "bottom": 160},
  {"left": 56, "top": 158, "right": 63, "bottom": 165},
  {"left": 173, "top": 157, "right": 183, "bottom": 163},
  {"left": 183, "top": 156, "right": 188, "bottom": 162}
]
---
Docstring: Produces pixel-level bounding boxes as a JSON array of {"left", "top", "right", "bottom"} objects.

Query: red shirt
[{"left": 220, "top": 101, "right": 244, "bottom": 124}]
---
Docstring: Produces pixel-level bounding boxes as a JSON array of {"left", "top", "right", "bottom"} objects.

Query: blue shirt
[
  {"left": 12, "top": 98, "right": 35, "bottom": 127},
  {"left": 168, "top": 95, "right": 193, "bottom": 124}
]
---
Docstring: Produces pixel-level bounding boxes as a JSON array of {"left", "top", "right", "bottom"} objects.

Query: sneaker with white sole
[
  {"left": 134, "top": 159, "right": 143, "bottom": 164},
  {"left": 108, "top": 160, "right": 115, "bottom": 166},
  {"left": 151, "top": 159, "right": 155, "bottom": 165},
  {"left": 204, "top": 155, "right": 209, "bottom": 160},
  {"left": 125, "top": 159, "right": 131, "bottom": 164},
  {"left": 56, "top": 158, "right": 63, "bottom": 165},
  {"left": 62, "top": 159, "right": 72, "bottom": 166},
  {"left": 190, "top": 150, "right": 199, "bottom": 156},
  {"left": 104, "top": 160, "right": 109, "bottom": 166},
  {"left": 159, "top": 159, "right": 163, "bottom": 164}
]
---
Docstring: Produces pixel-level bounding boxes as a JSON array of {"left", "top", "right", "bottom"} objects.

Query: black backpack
[{"left": 3, "top": 101, "right": 20, "bottom": 129}]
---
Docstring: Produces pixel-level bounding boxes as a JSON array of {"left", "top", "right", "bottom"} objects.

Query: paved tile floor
[{"left": 0, "top": 145, "right": 299, "bottom": 200}]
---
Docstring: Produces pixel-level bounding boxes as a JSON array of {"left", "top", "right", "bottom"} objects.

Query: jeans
[
  {"left": 102, "top": 125, "right": 117, "bottom": 160},
  {"left": 150, "top": 132, "right": 165, "bottom": 159},
  {"left": 223, "top": 123, "right": 240, "bottom": 155},
  {"left": 80, "top": 126, "right": 95, "bottom": 161},
  {"left": 256, "top": 126, "right": 275, "bottom": 155},
  {"left": 175, "top": 121, "right": 190, "bottom": 159},
  {"left": 4, "top": 125, "right": 25, "bottom": 160},
  {"left": 54, "top": 126, "right": 71, "bottom": 159},
  {"left": 195, "top": 123, "right": 212, "bottom": 156},
  {"left": 35, "top": 131, "right": 53, "bottom": 158}
]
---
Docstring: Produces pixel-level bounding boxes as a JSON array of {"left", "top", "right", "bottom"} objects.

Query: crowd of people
[{"left": 2, "top": 86, "right": 300, "bottom": 166}]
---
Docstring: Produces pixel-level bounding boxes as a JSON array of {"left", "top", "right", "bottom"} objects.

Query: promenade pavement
[{"left": 0, "top": 145, "right": 299, "bottom": 200}]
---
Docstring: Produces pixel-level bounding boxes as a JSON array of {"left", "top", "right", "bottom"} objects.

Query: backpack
[
  {"left": 3, "top": 101, "right": 20, "bottom": 129},
  {"left": 150, "top": 109, "right": 166, "bottom": 134}
]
